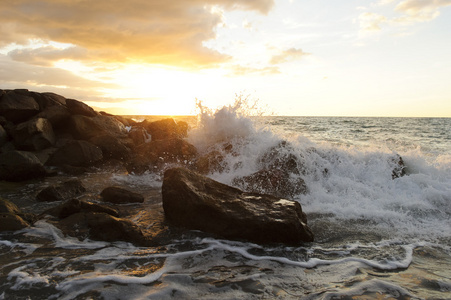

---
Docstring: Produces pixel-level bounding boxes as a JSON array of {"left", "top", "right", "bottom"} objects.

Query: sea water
[{"left": 1, "top": 106, "right": 450, "bottom": 299}]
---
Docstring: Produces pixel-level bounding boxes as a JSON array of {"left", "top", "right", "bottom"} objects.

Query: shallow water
[{"left": 1, "top": 112, "right": 450, "bottom": 299}]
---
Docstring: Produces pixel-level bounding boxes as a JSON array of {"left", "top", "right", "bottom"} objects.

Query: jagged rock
[
  {"left": 232, "top": 169, "right": 307, "bottom": 199},
  {"left": 69, "top": 114, "right": 128, "bottom": 140},
  {"left": 68, "top": 115, "right": 106, "bottom": 140},
  {"left": 12, "top": 118, "right": 55, "bottom": 151},
  {"left": 36, "top": 179, "right": 86, "bottom": 202},
  {"left": 392, "top": 155, "right": 407, "bottom": 179},
  {"left": 0, "top": 213, "right": 29, "bottom": 231},
  {"left": 66, "top": 98, "right": 98, "bottom": 117},
  {"left": 92, "top": 115, "right": 128, "bottom": 136},
  {"left": 0, "top": 90, "right": 40, "bottom": 123},
  {"left": 162, "top": 167, "right": 314, "bottom": 245},
  {"left": 46, "top": 140, "right": 103, "bottom": 167},
  {"left": 0, "top": 197, "right": 21, "bottom": 214},
  {"left": 57, "top": 212, "right": 149, "bottom": 245},
  {"left": 128, "top": 127, "right": 150, "bottom": 146},
  {"left": 259, "top": 141, "right": 302, "bottom": 175},
  {"left": 100, "top": 186, "right": 144, "bottom": 204},
  {"left": 89, "top": 134, "right": 131, "bottom": 160},
  {"left": 0, "top": 198, "right": 34, "bottom": 231},
  {"left": 194, "top": 150, "right": 226, "bottom": 174},
  {"left": 32, "top": 92, "right": 67, "bottom": 110},
  {"left": 35, "top": 105, "right": 71, "bottom": 128},
  {"left": 0, "top": 150, "right": 48, "bottom": 181},
  {"left": 0, "top": 124, "right": 7, "bottom": 146},
  {"left": 43, "top": 199, "right": 119, "bottom": 219},
  {"left": 143, "top": 118, "right": 188, "bottom": 140},
  {"left": 136, "top": 138, "right": 197, "bottom": 164}
]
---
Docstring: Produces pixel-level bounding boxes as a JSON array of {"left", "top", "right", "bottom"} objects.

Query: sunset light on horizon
[{"left": 1, "top": 0, "right": 450, "bottom": 117}]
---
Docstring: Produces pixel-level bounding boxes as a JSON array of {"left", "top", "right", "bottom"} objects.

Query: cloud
[
  {"left": 358, "top": 12, "right": 388, "bottom": 32},
  {"left": 359, "top": 0, "right": 451, "bottom": 34},
  {"left": 0, "top": 54, "right": 117, "bottom": 90},
  {"left": 269, "top": 48, "right": 310, "bottom": 65},
  {"left": 395, "top": 0, "right": 451, "bottom": 22},
  {"left": 0, "top": 0, "right": 275, "bottom": 68},
  {"left": 230, "top": 65, "right": 280, "bottom": 76}
]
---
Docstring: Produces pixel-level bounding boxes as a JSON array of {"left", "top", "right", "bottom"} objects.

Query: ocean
[{"left": 1, "top": 105, "right": 450, "bottom": 299}]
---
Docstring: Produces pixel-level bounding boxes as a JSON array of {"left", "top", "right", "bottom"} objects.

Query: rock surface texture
[{"left": 162, "top": 167, "right": 314, "bottom": 245}]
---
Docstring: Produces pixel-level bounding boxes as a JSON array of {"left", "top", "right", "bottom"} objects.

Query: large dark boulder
[
  {"left": 128, "top": 127, "right": 150, "bottom": 146},
  {"left": 136, "top": 138, "right": 197, "bottom": 164},
  {"left": 162, "top": 168, "right": 314, "bottom": 245},
  {"left": 100, "top": 186, "right": 144, "bottom": 204},
  {"left": 143, "top": 118, "right": 188, "bottom": 140},
  {"left": 0, "top": 90, "right": 40, "bottom": 123},
  {"left": 66, "top": 98, "right": 98, "bottom": 117},
  {"left": 36, "top": 179, "right": 86, "bottom": 202},
  {"left": 0, "top": 150, "right": 47, "bottom": 181},
  {"left": 69, "top": 115, "right": 128, "bottom": 140},
  {"left": 68, "top": 115, "right": 105, "bottom": 140},
  {"left": 31, "top": 92, "right": 67, "bottom": 110},
  {"left": 12, "top": 118, "right": 56, "bottom": 151},
  {"left": 89, "top": 134, "right": 131, "bottom": 160},
  {"left": 46, "top": 140, "right": 103, "bottom": 167},
  {"left": 35, "top": 105, "right": 71, "bottom": 128}
]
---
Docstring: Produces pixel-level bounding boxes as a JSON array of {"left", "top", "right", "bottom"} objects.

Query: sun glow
[{"left": 99, "top": 65, "right": 227, "bottom": 115}]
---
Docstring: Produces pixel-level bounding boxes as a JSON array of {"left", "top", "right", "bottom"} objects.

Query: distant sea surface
[{"left": 1, "top": 113, "right": 450, "bottom": 299}]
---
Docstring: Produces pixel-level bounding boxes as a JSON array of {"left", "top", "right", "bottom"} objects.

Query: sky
[{"left": 1, "top": 0, "right": 450, "bottom": 117}]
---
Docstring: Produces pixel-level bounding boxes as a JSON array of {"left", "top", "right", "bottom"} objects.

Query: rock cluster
[{"left": 0, "top": 89, "right": 192, "bottom": 180}]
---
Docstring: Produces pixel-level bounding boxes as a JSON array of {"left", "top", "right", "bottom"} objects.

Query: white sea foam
[{"left": 25, "top": 220, "right": 108, "bottom": 249}]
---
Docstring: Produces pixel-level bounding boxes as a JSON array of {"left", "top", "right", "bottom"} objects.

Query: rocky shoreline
[{"left": 1, "top": 89, "right": 318, "bottom": 246}]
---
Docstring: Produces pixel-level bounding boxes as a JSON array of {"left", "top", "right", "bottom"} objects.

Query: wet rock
[
  {"left": 162, "top": 167, "right": 314, "bottom": 245},
  {"left": 12, "top": 118, "right": 56, "bottom": 151},
  {"left": 43, "top": 199, "right": 119, "bottom": 219},
  {"left": 0, "top": 213, "right": 29, "bottom": 232},
  {"left": 194, "top": 150, "right": 226, "bottom": 174},
  {"left": 91, "top": 115, "right": 128, "bottom": 136},
  {"left": 0, "top": 197, "right": 22, "bottom": 214},
  {"left": 0, "top": 90, "right": 40, "bottom": 123},
  {"left": 232, "top": 169, "right": 307, "bottom": 199},
  {"left": 46, "top": 140, "right": 103, "bottom": 167},
  {"left": 66, "top": 98, "right": 98, "bottom": 117},
  {"left": 36, "top": 179, "right": 86, "bottom": 202},
  {"left": 0, "top": 198, "right": 35, "bottom": 231},
  {"left": 259, "top": 141, "right": 303, "bottom": 175},
  {"left": 101, "top": 186, "right": 144, "bottom": 204},
  {"left": 136, "top": 138, "right": 197, "bottom": 164},
  {"left": 128, "top": 127, "right": 150, "bottom": 146},
  {"left": 391, "top": 155, "right": 407, "bottom": 179},
  {"left": 58, "top": 212, "right": 149, "bottom": 245},
  {"left": 0, "top": 150, "right": 47, "bottom": 181},
  {"left": 143, "top": 118, "right": 188, "bottom": 140},
  {"left": 89, "top": 134, "right": 131, "bottom": 160}
]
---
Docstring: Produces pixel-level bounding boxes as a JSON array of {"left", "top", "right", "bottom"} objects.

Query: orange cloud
[
  {"left": 0, "top": 0, "right": 274, "bottom": 67},
  {"left": 269, "top": 48, "right": 310, "bottom": 65}
]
